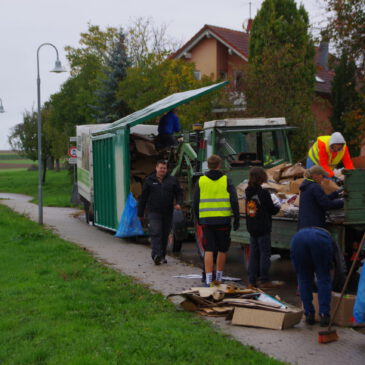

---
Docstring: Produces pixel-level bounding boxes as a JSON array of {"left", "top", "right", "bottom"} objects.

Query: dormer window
[{"left": 194, "top": 71, "right": 201, "bottom": 80}]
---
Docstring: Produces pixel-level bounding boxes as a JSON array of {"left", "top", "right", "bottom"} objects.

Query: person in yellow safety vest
[
  {"left": 193, "top": 154, "right": 240, "bottom": 287},
  {"left": 307, "top": 132, "right": 354, "bottom": 183}
]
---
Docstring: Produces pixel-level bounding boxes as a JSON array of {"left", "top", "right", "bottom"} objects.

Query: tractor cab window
[
  {"left": 262, "top": 131, "right": 288, "bottom": 166},
  {"left": 215, "top": 129, "right": 288, "bottom": 168},
  {"left": 215, "top": 130, "right": 257, "bottom": 169}
]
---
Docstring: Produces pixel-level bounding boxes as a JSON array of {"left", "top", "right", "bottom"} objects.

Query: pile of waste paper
[
  {"left": 169, "top": 283, "right": 303, "bottom": 330},
  {"left": 236, "top": 162, "right": 344, "bottom": 221}
]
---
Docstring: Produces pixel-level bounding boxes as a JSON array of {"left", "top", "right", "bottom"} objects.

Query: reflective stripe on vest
[
  {"left": 308, "top": 136, "right": 346, "bottom": 168},
  {"left": 199, "top": 175, "right": 232, "bottom": 218}
]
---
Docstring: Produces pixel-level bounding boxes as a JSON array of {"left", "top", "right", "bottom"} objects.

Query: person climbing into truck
[
  {"left": 156, "top": 109, "right": 180, "bottom": 149},
  {"left": 193, "top": 154, "right": 240, "bottom": 287},
  {"left": 138, "top": 160, "right": 183, "bottom": 265},
  {"left": 307, "top": 132, "right": 354, "bottom": 184},
  {"left": 245, "top": 166, "right": 281, "bottom": 289},
  {"left": 297, "top": 165, "right": 344, "bottom": 230},
  {"left": 291, "top": 227, "right": 335, "bottom": 326}
]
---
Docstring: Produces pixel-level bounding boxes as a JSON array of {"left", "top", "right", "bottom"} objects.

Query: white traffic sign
[{"left": 68, "top": 157, "right": 77, "bottom": 165}]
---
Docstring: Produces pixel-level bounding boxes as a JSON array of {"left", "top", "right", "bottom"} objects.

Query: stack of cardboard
[
  {"left": 169, "top": 283, "right": 303, "bottom": 330},
  {"left": 236, "top": 163, "right": 342, "bottom": 219}
]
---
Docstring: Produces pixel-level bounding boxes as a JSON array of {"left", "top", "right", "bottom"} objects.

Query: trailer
[{"left": 76, "top": 81, "right": 228, "bottom": 230}]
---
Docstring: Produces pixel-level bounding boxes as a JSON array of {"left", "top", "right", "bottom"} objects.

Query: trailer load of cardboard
[
  {"left": 169, "top": 283, "right": 303, "bottom": 330},
  {"left": 236, "top": 162, "right": 344, "bottom": 222}
]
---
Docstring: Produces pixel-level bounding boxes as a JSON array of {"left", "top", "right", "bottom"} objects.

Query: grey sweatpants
[{"left": 148, "top": 212, "right": 173, "bottom": 258}]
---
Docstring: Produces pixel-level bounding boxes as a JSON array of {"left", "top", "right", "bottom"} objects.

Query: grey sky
[{"left": 0, "top": 0, "right": 327, "bottom": 150}]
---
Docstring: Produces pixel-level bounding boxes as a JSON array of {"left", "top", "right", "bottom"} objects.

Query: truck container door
[{"left": 92, "top": 134, "right": 118, "bottom": 230}]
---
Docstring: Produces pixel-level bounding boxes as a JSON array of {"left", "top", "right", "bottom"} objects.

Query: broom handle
[{"left": 328, "top": 232, "right": 365, "bottom": 330}]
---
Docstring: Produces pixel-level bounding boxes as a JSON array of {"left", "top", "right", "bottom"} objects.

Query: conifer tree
[
  {"left": 94, "top": 29, "right": 131, "bottom": 123},
  {"left": 331, "top": 52, "right": 358, "bottom": 134},
  {"left": 244, "top": 0, "right": 316, "bottom": 161}
]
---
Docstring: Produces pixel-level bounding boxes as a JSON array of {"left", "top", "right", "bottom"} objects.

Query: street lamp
[
  {"left": 0, "top": 98, "right": 5, "bottom": 113},
  {"left": 37, "top": 43, "right": 66, "bottom": 224}
]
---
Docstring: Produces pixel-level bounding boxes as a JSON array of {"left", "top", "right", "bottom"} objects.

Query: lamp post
[
  {"left": 0, "top": 98, "right": 5, "bottom": 113},
  {"left": 37, "top": 43, "right": 66, "bottom": 224}
]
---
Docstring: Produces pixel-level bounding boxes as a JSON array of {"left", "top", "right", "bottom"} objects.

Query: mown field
[
  {"left": 0, "top": 161, "right": 74, "bottom": 207},
  {"left": 0, "top": 150, "right": 36, "bottom": 171}
]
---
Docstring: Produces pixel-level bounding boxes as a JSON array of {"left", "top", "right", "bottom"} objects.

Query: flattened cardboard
[
  {"left": 232, "top": 306, "right": 303, "bottom": 330},
  {"left": 321, "top": 179, "right": 340, "bottom": 194},
  {"left": 289, "top": 178, "right": 304, "bottom": 194},
  {"left": 313, "top": 292, "right": 356, "bottom": 326}
]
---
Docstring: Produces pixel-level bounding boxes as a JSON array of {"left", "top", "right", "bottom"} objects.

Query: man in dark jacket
[
  {"left": 193, "top": 155, "right": 240, "bottom": 286},
  {"left": 138, "top": 160, "right": 183, "bottom": 265},
  {"left": 298, "top": 165, "right": 344, "bottom": 230}
]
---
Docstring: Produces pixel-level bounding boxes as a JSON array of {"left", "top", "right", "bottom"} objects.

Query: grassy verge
[
  {"left": 0, "top": 205, "right": 282, "bottom": 365},
  {"left": 0, "top": 170, "right": 74, "bottom": 207}
]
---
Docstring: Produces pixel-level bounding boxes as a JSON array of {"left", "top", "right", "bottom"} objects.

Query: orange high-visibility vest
[{"left": 308, "top": 135, "right": 346, "bottom": 167}]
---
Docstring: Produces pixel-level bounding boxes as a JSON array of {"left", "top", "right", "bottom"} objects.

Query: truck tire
[{"left": 332, "top": 240, "right": 346, "bottom": 292}]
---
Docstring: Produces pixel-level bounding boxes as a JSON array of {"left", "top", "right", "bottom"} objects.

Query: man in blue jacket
[
  {"left": 298, "top": 165, "right": 344, "bottom": 230},
  {"left": 292, "top": 165, "right": 344, "bottom": 326},
  {"left": 157, "top": 109, "right": 180, "bottom": 149}
]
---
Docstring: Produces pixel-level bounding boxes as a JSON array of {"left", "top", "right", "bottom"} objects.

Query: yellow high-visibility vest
[
  {"left": 199, "top": 175, "right": 232, "bottom": 218},
  {"left": 308, "top": 135, "right": 346, "bottom": 168}
]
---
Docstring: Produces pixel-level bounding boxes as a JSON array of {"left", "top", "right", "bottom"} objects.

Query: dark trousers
[
  {"left": 291, "top": 228, "right": 333, "bottom": 316},
  {"left": 148, "top": 212, "right": 173, "bottom": 259},
  {"left": 248, "top": 233, "right": 271, "bottom": 284}
]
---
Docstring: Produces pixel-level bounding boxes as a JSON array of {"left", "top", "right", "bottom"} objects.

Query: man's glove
[
  {"left": 233, "top": 219, "right": 240, "bottom": 231},
  {"left": 332, "top": 176, "right": 343, "bottom": 186}
]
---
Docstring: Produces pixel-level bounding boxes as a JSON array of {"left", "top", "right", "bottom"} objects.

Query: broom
[{"left": 318, "top": 232, "right": 365, "bottom": 344}]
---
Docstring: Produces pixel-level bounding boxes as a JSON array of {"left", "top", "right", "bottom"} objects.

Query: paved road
[{"left": 1, "top": 193, "right": 364, "bottom": 365}]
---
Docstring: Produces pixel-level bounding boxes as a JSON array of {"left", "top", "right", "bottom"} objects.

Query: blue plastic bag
[
  {"left": 354, "top": 264, "right": 365, "bottom": 323},
  {"left": 115, "top": 192, "right": 144, "bottom": 238}
]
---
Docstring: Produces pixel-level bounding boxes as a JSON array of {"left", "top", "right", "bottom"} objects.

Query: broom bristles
[{"left": 318, "top": 330, "right": 339, "bottom": 344}]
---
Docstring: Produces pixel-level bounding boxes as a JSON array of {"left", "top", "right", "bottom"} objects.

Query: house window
[
  {"left": 193, "top": 71, "right": 201, "bottom": 80},
  {"left": 219, "top": 71, "right": 227, "bottom": 80},
  {"left": 234, "top": 71, "right": 243, "bottom": 88}
]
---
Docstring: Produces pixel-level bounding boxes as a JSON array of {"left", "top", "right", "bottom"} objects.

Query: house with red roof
[{"left": 171, "top": 24, "right": 334, "bottom": 135}]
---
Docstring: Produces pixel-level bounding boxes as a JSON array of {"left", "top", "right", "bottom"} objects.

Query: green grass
[
  {"left": 0, "top": 170, "right": 74, "bottom": 207},
  {"left": 0, "top": 151, "right": 33, "bottom": 161},
  {"left": 0, "top": 205, "right": 282, "bottom": 365},
  {"left": 0, "top": 159, "right": 35, "bottom": 164}
]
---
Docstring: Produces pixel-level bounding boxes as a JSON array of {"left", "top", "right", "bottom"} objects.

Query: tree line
[{"left": 9, "top": 0, "right": 365, "bottom": 180}]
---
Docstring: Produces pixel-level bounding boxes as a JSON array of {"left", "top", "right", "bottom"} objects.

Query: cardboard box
[
  {"left": 238, "top": 198, "right": 246, "bottom": 214},
  {"left": 232, "top": 306, "right": 303, "bottom": 330},
  {"left": 321, "top": 179, "right": 340, "bottom": 194},
  {"left": 313, "top": 292, "right": 356, "bottom": 326},
  {"left": 289, "top": 178, "right": 304, "bottom": 194}
]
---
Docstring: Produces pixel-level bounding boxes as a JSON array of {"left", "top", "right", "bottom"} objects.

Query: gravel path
[{"left": 1, "top": 193, "right": 364, "bottom": 365}]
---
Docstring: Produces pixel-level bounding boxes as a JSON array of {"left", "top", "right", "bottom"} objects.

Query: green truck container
[{"left": 76, "top": 81, "right": 228, "bottom": 231}]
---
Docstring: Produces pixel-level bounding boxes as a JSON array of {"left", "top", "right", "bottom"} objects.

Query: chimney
[
  {"left": 318, "top": 42, "right": 329, "bottom": 70},
  {"left": 246, "top": 18, "right": 253, "bottom": 34}
]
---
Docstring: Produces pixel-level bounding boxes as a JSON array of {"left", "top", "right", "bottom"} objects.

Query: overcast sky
[{"left": 0, "top": 0, "right": 327, "bottom": 150}]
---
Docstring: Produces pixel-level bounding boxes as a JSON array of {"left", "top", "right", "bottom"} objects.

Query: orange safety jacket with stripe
[{"left": 308, "top": 135, "right": 354, "bottom": 177}]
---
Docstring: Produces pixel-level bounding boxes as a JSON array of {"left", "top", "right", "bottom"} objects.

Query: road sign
[
  {"left": 68, "top": 157, "right": 77, "bottom": 165},
  {"left": 68, "top": 146, "right": 77, "bottom": 158}
]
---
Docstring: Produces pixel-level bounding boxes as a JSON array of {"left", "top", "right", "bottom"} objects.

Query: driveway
[{"left": 1, "top": 193, "right": 364, "bottom": 365}]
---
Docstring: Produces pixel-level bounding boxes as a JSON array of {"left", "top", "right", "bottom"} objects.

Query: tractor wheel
[
  {"left": 243, "top": 244, "right": 251, "bottom": 271},
  {"left": 171, "top": 233, "right": 183, "bottom": 253},
  {"left": 331, "top": 240, "right": 346, "bottom": 292}
]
